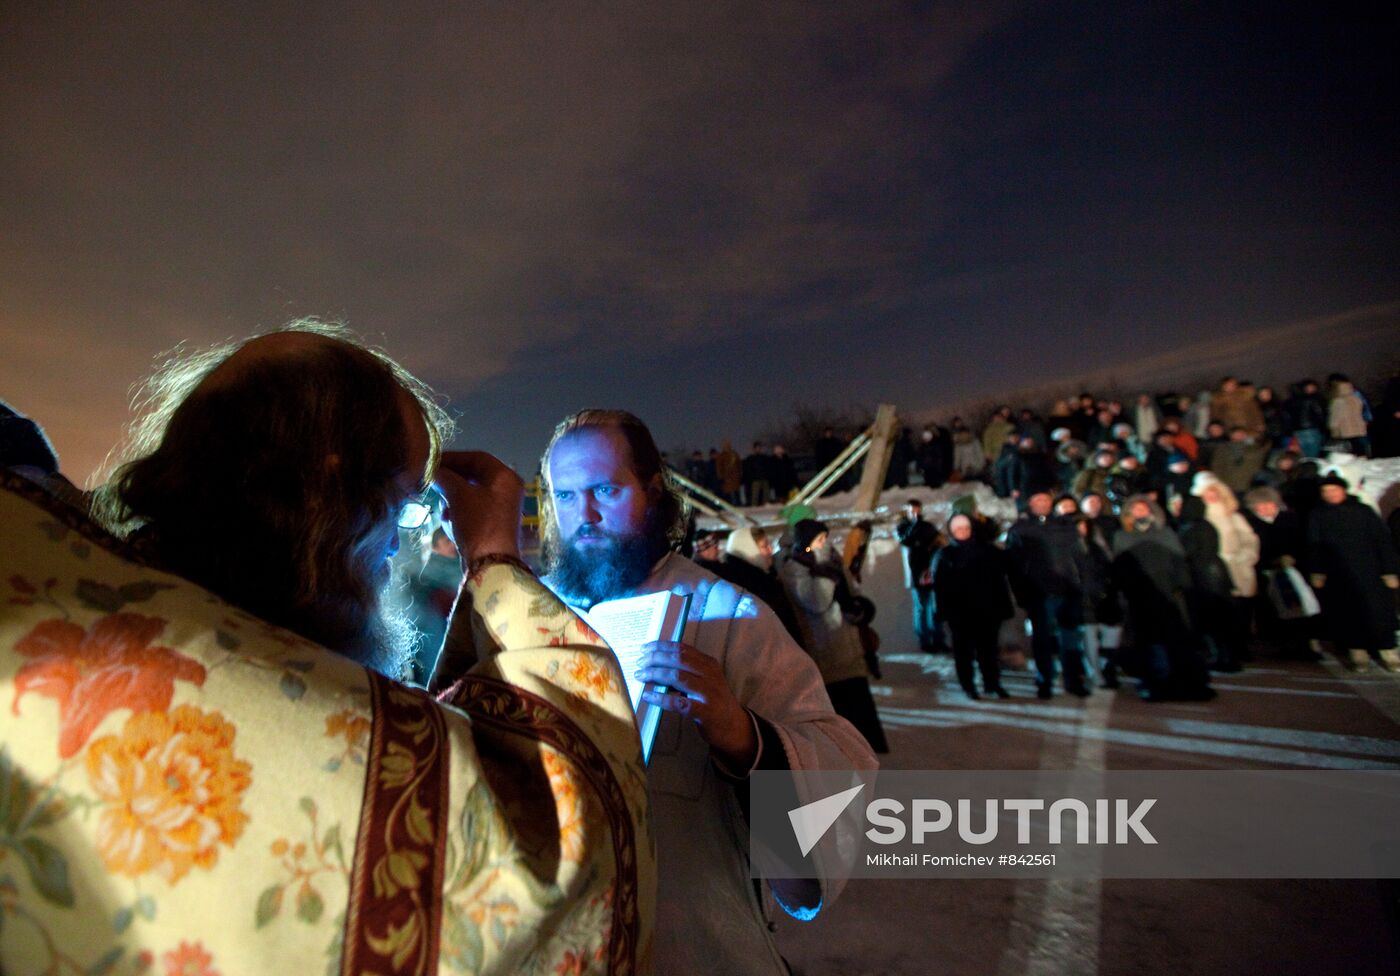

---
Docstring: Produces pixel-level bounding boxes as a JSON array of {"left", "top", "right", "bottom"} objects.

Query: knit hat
[
  {"left": 949, "top": 494, "right": 979, "bottom": 517},
  {"left": 793, "top": 519, "right": 829, "bottom": 552},
  {"left": 781, "top": 502, "right": 818, "bottom": 526},
  {"left": 1166, "top": 451, "right": 1189, "bottom": 467},
  {"left": 1319, "top": 472, "right": 1350, "bottom": 489}
]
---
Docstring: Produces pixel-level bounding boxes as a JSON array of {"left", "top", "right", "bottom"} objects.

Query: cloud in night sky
[{"left": 1, "top": 2, "right": 1396, "bottom": 481}]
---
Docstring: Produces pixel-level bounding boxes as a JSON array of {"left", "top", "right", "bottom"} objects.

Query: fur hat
[{"left": 793, "top": 519, "right": 829, "bottom": 552}]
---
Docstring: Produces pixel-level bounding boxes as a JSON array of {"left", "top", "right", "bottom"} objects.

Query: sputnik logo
[{"left": 788, "top": 784, "right": 865, "bottom": 856}]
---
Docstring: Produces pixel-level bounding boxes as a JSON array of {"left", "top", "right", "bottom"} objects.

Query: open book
[{"left": 573, "top": 590, "right": 691, "bottom": 763}]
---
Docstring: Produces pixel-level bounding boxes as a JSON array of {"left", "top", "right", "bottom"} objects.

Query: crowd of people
[{"left": 887, "top": 375, "right": 1400, "bottom": 703}]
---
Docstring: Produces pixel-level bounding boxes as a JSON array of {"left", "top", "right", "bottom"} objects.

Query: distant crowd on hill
[{"left": 674, "top": 372, "right": 1400, "bottom": 509}]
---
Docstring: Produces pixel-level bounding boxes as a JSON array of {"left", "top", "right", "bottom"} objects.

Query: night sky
[{"left": 2, "top": 2, "right": 1396, "bottom": 482}]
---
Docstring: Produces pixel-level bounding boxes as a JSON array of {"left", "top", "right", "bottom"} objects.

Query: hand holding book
[{"left": 636, "top": 642, "right": 759, "bottom": 774}]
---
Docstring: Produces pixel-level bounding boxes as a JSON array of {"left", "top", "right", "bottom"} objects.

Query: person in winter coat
[
  {"left": 982, "top": 406, "right": 1016, "bottom": 463},
  {"left": 1285, "top": 380, "right": 1328, "bottom": 458},
  {"left": 1243, "top": 486, "right": 1319, "bottom": 661},
  {"left": 1055, "top": 438, "right": 1089, "bottom": 491},
  {"left": 1176, "top": 494, "right": 1245, "bottom": 673},
  {"left": 780, "top": 520, "right": 890, "bottom": 750},
  {"left": 992, "top": 433, "right": 1021, "bottom": 499},
  {"left": 1193, "top": 472, "right": 1260, "bottom": 668},
  {"left": 1255, "top": 386, "right": 1289, "bottom": 447},
  {"left": 715, "top": 440, "right": 742, "bottom": 503},
  {"left": 1073, "top": 449, "right": 1115, "bottom": 499},
  {"left": 716, "top": 526, "right": 804, "bottom": 646},
  {"left": 886, "top": 428, "right": 914, "bottom": 489},
  {"left": 1075, "top": 512, "right": 1124, "bottom": 687},
  {"left": 1165, "top": 450, "right": 1196, "bottom": 504},
  {"left": 1327, "top": 378, "right": 1370, "bottom": 456},
  {"left": 1004, "top": 491, "right": 1089, "bottom": 698},
  {"left": 932, "top": 513, "right": 1013, "bottom": 699},
  {"left": 1133, "top": 393, "right": 1162, "bottom": 445},
  {"left": 949, "top": 493, "right": 1001, "bottom": 544},
  {"left": 895, "top": 498, "right": 946, "bottom": 652},
  {"left": 770, "top": 444, "right": 798, "bottom": 501},
  {"left": 1160, "top": 417, "right": 1198, "bottom": 460},
  {"left": 952, "top": 417, "right": 986, "bottom": 480},
  {"left": 1011, "top": 436, "right": 1059, "bottom": 512},
  {"left": 916, "top": 426, "right": 951, "bottom": 488},
  {"left": 1210, "top": 377, "right": 1266, "bottom": 438},
  {"left": 1112, "top": 496, "right": 1214, "bottom": 702},
  {"left": 1307, "top": 474, "right": 1400, "bottom": 671},
  {"left": 1209, "top": 428, "right": 1270, "bottom": 495},
  {"left": 1185, "top": 390, "right": 1214, "bottom": 438}
]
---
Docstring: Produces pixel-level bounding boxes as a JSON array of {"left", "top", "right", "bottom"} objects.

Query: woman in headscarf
[{"left": 779, "top": 520, "right": 889, "bottom": 752}]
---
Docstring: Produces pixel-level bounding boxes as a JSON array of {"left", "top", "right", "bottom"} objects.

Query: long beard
[
  {"left": 310, "top": 557, "right": 419, "bottom": 681},
  {"left": 545, "top": 520, "right": 668, "bottom": 608}
]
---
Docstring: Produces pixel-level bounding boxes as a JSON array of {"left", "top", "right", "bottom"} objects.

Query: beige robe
[{"left": 548, "top": 553, "right": 877, "bottom": 976}]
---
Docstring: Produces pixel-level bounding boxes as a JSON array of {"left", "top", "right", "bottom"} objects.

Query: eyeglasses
[{"left": 397, "top": 485, "right": 441, "bottom": 530}]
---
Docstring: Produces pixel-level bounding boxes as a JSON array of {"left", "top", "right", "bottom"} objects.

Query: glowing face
[
  {"left": 1028, "top": 494, "right": 1052, "bottom": 517},
  {"left": 1080, "top": 495, "right": 1103, "bottom": 518},
  {"left": 377, "top": 391, "right": 435, "bottom": 563},
  {"left": 1202, "top": 486, "right": 1223, "bottom": 506},
  {"left": 809, "top": 532, "right": 829, "bottom": 553},
  {"left": 548, "top": 428, "right": 655, "bottom": 546},
  {"left": 949, "top": 516, "right": 972, "bottom": 542},
  {"left": 1056, "top": 498, "right": 1078, "bottom": 516},
  {"left": 1321, "top": 485, "right": 1346, "bottom": 505},
  {"left": 1251, "top": 501, "right": 1280, "bottom": 521},
  {"left": 1130, "top": 501, "right": 1153, "bottom": 522}
]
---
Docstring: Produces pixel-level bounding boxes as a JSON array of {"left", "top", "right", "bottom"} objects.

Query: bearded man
[
  {"left": 96, "top": 321, "right": 525, "bottom": 678},
  {"left": 536, "top": 408, "right": 876, "bottom": 976}
]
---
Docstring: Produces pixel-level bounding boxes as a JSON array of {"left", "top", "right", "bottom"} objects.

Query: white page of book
[{"left": 573, "top": 590, "right": 689, "bottom": 763}]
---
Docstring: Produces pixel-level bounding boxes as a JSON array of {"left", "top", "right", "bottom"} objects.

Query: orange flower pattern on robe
[
  {"left": 161, "top": 941, "right": 221, "bottom": 976},
  {"left": 13, "top": 613, "right": 206, "bottom": 758},
  {"left": 562, "top": 653, "right": 622, "bottom": 703},
  {"left": 86, "top": 705, "right": 252, "bottom": 883},
  {"left": 542, "top": 749, "right": 587, "bottom": 865}
]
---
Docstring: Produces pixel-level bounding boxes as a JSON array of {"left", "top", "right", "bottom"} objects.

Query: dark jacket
[
  {"left": 1112, "top": 508, "right": 1193, "bottom": 643},
  {"left": 931, "top": 538, "right": 1015, "bottom": 626},
  {"left": 1285, "top": 388, "right": 1327, "bottom": 433},
  {"left": 1004, "top": 513, "right": 1081, "bottom": 602},
  {"left": 895, "top": 515, "right": 940, "bottom": 588},
  {"left": 1246, "top": 510, "right": 1303, "bottom": 571},
  {"left": 1307, "top": 498, "right": 1400, "bottom": 649},
  {"left": 713, "top": 554, "right": 805, "bottom": 647},
  {"left": 1013, "top": 449, "right": 1059, "bottom": 499}
]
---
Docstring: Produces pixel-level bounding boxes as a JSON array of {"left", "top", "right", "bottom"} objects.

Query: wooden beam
[
  {"left": 842, "top": 403, "right": 899, "bottom": 570},
  {"left": 793, "top": 430, "right": 873, "bottom": 505},
  {"left": 667, "top": 468, "right": 756, "bottom": 526}
]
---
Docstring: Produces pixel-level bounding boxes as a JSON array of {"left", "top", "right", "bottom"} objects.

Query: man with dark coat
[
  {"left": 1243, "top": 486, "right": 1318, "bottom": 660},
  {"left": 1004, "top": 490, "right": 1088, "bottom": 698},
  {"left": 1011, "top": 436, "right": 1058, "bottom": 513},
  {"left": 1307, "top": 474, "right": 1400, "bottom": 671},
  {"left": 769, "top": 444, "right": 797, "bottom": 501},
  {"left": 916, "top": 427, "right": 950, "bottom": 488},
  {"left": 992, "top": 433, "right": 1020, "bottom": 499},
  {"left": 896, "top": 499, "right": 944, "bottom": 652},
  {"left": 932, "top": 513, "right": 1013, "bottom": 699},
  {"left": 1285, "top": 380, "right": 1328, "bottom": 458},
  {"left": 1176, "top": 495, "right": 1243, "bottom": 672},
  {"left": 886, "top": 428, "right": 914, "bottom": 489},
  {"left": 742, "top": 442, "right": 772, "bottom": 506},
  {"left": 1112, "top": 495, "right": 1214, "bottom": 701}
]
